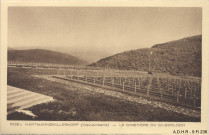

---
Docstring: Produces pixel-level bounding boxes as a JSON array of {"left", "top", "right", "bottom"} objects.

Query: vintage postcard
[{"left": 0, "top": 0, "right": 209, "bottom": 134}]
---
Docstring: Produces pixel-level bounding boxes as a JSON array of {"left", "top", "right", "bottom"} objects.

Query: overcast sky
[{"left": 8, "top": 7, "right": 202, "bottom": 63}]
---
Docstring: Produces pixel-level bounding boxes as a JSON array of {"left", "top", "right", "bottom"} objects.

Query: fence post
[
  {"left": 157, "top": 77, "right": 160, "bottom": 90},
  {"left": 112, "top": 77, "right": 114, "bottom": 87},
  {"left": 94, "top": 77, "right": 95, "bottom": 84},
  {"left": 193, "top": 83, "right": 197, "bottom": 106},
  {"left": 167, "top": 79, "right": 170, "bottom": 93},
  {"left": 147, "top": 76, "right": 151, "bottom": 96},
  {"left": 160, "top": 88, "right": 163, "bottom": 98},
  {"left": 123, "top": 82, "right": 125, "bottom": 91},
  {"left": 135, "top": 81, "right": 137, "bottom": 93},
  {"left": 190, "top": 85, "right": 192, "bottom": 98},
  {"left": 103, "top": 77, "right": 105, "bottom": 86},
  {"left": 185, "top": 88, "right": 187, "bottom": 98},
  {"left": 171, "top": 79, "right": 174, "bottom": 95},
  {"left": 177, "top": 90, "right": 180, "bottom": 103}
]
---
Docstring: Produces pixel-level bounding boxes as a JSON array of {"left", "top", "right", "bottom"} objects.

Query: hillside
[
  {"left": 8, "top": 49, "right": 88, "bottom": 66},
  {"left": 90, "top": 35, "right": 202, "bottom": 77}
]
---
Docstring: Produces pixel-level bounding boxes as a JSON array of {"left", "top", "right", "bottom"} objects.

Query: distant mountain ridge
[
  {"left": 8, "top": 49, "right": 88, "bottom": 66},
  {"left": 90, "top": 35, "right": 202, "bottom": 77}
]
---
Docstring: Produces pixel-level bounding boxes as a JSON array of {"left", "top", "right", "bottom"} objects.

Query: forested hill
[{"left": 90, "top": 35, "right": 201, "bottom": 77}]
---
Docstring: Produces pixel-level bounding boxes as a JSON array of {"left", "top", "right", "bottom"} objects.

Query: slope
[
  {"left": 90, "top": 35, "right": 201, "bottom": 77},
  {"left": 8, "top": 49, "right": 88, "bottom": 66}
]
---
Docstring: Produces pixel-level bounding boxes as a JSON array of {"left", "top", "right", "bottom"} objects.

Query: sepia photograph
[
  {"left": 1, "top": 1, "right": 208, "bottom": 134},
  {"left": 7, "top": 7, "right": 202, "bottom": 122},
  {"left": 6, "top": 7, "right": 202, "bottom": 122}
]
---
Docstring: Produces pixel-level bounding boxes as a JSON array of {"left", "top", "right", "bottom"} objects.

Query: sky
[{"left": 8, "top": 7, "right": 202, "bottom": 63}]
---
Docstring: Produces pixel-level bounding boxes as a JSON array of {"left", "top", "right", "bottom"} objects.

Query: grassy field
[{"left": 7, "top": 67, "right": 200, "bottom": 121}]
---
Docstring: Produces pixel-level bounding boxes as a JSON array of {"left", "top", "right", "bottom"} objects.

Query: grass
[{"left": 7, "top": 67, "right": 200, "bottom": 121}]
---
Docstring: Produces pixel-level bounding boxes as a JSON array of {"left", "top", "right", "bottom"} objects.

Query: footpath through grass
[{"left": 7, "top": 67, "right": 200, "bottom": 121}]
